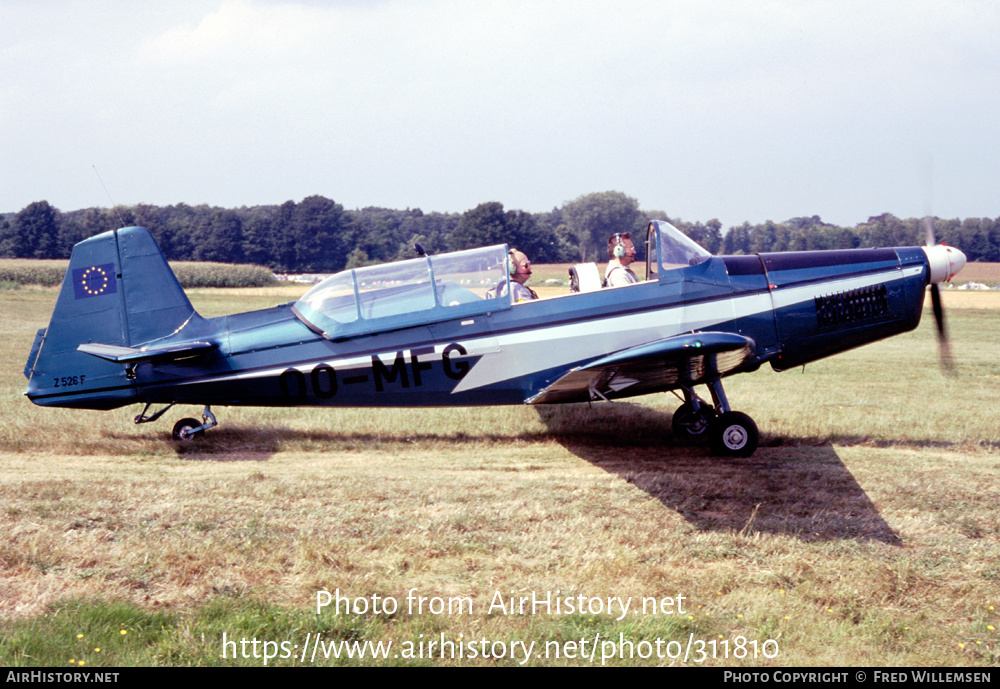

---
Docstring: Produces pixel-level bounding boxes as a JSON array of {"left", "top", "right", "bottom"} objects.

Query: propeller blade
[
  {"left": 922, "top": 215, "right": 936, "bottom": 247},
  {"left": 921, "top": 218, "right": 963, "bottom": 376},
  {"left": 929, "top": 283, "right": 955, "bottom": 375},
  {"left": 930, "top": 282, "right": 945, "bottom": 337}
]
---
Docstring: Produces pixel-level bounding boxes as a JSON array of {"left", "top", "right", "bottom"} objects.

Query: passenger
[
  {"left": 499, "top": 248, "right": 538, "bottom": 302},
  {"left": 604, "top": 232, "right": 639, "bottom": 287}
]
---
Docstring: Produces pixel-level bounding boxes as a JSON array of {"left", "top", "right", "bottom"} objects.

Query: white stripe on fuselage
[{"left": 452, "top": 265, "right": 916, "bottom": 393}]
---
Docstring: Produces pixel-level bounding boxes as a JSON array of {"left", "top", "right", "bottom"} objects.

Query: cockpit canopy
[
  {"left": 292, "top": 222, "right": 713, "bottom": 339},
  {"left": 292, "top": 245, "right": 512, "bottom": 339}
]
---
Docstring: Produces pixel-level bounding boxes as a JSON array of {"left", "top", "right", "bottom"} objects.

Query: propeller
[{"left": 921, "top": 216, "right": 965, "bottom": 375}]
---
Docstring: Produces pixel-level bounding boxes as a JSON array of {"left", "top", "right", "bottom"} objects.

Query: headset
[
  {"left": 488, "top": 249, "right": 521, "bottom": 299},
  {"left": 510, "top": 248, "right": 530, "bottom": 275},
  {"left": 612, "top": 233, "right": 627, "bottom": 259}
]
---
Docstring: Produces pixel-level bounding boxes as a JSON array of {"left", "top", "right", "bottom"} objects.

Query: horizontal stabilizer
[
  {"left": 527, "top": 331, "right": 755, "bottom": 404},
  {"left": 78, "top": 340, "right": 217, "bottom": 365}
]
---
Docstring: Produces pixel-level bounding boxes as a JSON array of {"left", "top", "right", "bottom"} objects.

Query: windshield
[
  {"left": 293, "top": 245, "right": 510, "bottom": 338},
  {"left": 647, "top": 220, "right": 712, "bottom": 278}
]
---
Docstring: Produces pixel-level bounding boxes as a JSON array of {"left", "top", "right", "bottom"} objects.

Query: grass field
[{"left": 0, "top": 278, "right": 997, "bottom": 667}]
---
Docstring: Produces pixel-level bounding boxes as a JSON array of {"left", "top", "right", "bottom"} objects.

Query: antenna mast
[{"left": 92, "top": 165, "right": 127, "bottom": 228}]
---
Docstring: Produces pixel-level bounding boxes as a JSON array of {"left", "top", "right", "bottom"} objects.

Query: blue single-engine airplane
[{"left": 23, "top": 220, "right": 966, "bottom": 456}]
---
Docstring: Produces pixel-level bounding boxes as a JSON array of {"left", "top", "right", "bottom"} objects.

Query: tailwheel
[
  {"left": 710, "top": 411, "right": 758, "bottom": 457},
  {"left": 172, "top": 418, "right": 204, "bottom": 441},
  {"left": 171, "top": 406, "right": 218, "bottom": 441},
  {"left": 672, "top": 401, "right": 715, "bottom": 439}
]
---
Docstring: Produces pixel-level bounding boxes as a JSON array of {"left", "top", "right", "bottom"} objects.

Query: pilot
[
  {"left": 604, "top": 232, "right": 639, "bottom": 287},
  {"left": 499, "top": 248, "right": 538, "bottom": 303}
]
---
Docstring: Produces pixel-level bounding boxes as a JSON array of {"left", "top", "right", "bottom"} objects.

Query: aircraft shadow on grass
[
  {"left": 118, "top": 401, "right": 903, "bottom": 543},
  {"left": 129, "top": 401, "right": 905, "bottom": 544},
  {"left": 534, "top": 403, "right": 903, "bottom": 545}
]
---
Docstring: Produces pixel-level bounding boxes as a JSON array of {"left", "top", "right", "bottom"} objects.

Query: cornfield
[{"left": 0, "top": 259, "right": 276, "bottom": 288}]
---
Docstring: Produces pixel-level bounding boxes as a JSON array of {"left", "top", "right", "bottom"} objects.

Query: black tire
[
  {"left": 172, "top": 417, "right": 203, "bottom": 441},
  {"left": 710, "top": 411, "right": 758, "bottom": 457},
  {"left": 672, "top": 402, "right": 714, "bottom": 439}
]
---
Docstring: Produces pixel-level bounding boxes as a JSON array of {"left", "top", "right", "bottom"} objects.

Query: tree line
[{"left": 1, "top": 192, "right": 998, "bottom": 273}]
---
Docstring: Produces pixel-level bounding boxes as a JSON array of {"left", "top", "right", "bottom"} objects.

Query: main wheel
[
  {"left": 172, "top": 417, "right": 204, "bottom": 441},
  {"left": 710, "top": 412, "right": 758, "bottom": 457},
  {"left": 672, "top": 402, "right": 714, "bottom": 439}
]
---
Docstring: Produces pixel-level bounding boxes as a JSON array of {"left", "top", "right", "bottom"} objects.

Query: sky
[{"left": 2, "top": 0, "right": 998, "bottom": 229}]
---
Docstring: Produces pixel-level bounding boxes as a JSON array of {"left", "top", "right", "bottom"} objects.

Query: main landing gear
[
  {"left": 134, "top": 403, "right": 218, "bottom": 441},
  {"left": 672, "top": 380, "right": 758, "bottom": 457}
]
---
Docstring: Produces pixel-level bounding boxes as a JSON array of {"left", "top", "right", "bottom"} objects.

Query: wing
[{"left": 526, "top": 332, "right": 756, "bottom": 404}]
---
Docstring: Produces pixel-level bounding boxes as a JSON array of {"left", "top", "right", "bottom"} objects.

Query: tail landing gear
[
  {"left": 134, "top": 402, "right": 218, "bottom": 441},
  {"left": 171, "top": 407, "right": 217, "bottom": 441},
  {"left": 672, "top": 381, "right": 758, "bottom": 457}
]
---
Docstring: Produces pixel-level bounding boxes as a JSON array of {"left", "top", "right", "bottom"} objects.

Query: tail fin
[{"left": 24, "top": 226, "right": 199, "bottom": 409}]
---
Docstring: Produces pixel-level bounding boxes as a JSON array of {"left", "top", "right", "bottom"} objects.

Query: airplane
[{"left": 22, "top": 220, "right": 966, "bottom": 457}]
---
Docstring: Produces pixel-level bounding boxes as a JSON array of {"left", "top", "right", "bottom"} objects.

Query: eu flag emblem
[{"left": 73, "top": 263, "right": 117, "bottom": 299}]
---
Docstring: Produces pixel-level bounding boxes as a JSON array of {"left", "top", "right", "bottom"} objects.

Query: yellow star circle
[{"left": 80, "top": 266, "right": 110, "bottom": 295}]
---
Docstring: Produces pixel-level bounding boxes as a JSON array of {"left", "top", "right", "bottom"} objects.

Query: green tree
[
  {"left": 265, "top": 201, "right": 299, "bottom": 271},
  {"left": 857, "top": 213, "right": 916, "bottom": 248},
  {"left": 0, "top": 216, "right": 12, "bottom": 257},
  {"left": 59, "top": 208, "right": 111, "bottom": 255},
  {"left": 241, "top": 209, "right": 277, "bottom": 267},
  {"left": 289, "top": 195, "right": 352, "bottom": 272},
  {"left": 691, "top": 219, "right": 723, "bottom": 254},
  {"left": 445, "top": 203, "right": 569, "bottom": 263},
  {"left": 349, "top": 207, "right": 427, "bottom": 263},
  {"left": 723, "top": 223, "right": 751, "bottom": 255},
  {"left": 157, "top": 203, "right": 205, "bottom": 260},
  {"left": 344, "top": 247, "right": 373, "bottom": 269},
  {"left": 449, "top": 202, "right": 509, "bottom": 251},
  {"left": 957, "top": 217, "right": 992, "bottom": 262},
  {"left": 193, "top": 209, "right": 244, "bottom": 263},
  {"left": 8, "top": 201, "right": 62, "bottom": 258}
]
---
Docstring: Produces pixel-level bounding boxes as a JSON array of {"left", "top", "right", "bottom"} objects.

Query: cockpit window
[
  {"left": 293, "top": 245, "right": 511, "bottom": 339},
  {"left": 295, "top": 271, "right": 360, "bottom": 326},
  {"left": 355, "top": 257, "right": 435, "bottom": 320},
  {"left": 431, "top": 248, "right": 507, "bottom": 305}
]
